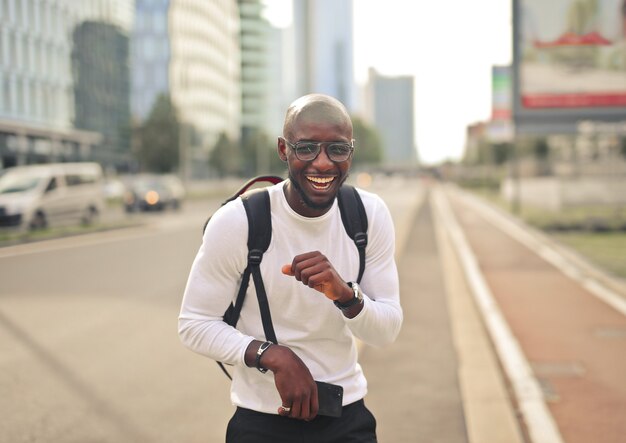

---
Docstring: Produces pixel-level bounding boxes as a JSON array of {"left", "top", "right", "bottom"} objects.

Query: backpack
[{"left": 204, "top": 176, "right": 368, "bottom": 379}]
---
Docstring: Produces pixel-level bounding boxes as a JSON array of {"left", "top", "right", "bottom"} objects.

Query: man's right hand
[{"left": 244, "top": 340, "right": 319, "bottom": 421}]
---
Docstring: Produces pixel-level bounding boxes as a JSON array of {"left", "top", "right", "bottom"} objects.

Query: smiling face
[{"left": 278, "top": 95, "right": 353, "bottom": 217}]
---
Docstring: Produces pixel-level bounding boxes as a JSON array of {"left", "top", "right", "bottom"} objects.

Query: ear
[{"left": 277, "top": 137, "right": 288, "bottom": 162}]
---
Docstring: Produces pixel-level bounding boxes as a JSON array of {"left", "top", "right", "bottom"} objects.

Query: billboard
[
  {"left": 513, "top": 0, "right": 626, "bottom": 133},
  {"left": 492, "top": 65, "right": 513, "bottom": 120},
  {"left": 489, "top": 66, "right": 515, "bottom": 141}
]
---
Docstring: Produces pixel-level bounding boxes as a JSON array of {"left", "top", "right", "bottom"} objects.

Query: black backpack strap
[
  {"left": 241, "top": 189, "right": 278, "bottom": 345},
  {"left": 203, "top": 175, "right": 283, "bottom": 234},
  {"left": 217, "top": 188, "right": 276, "bottom": 379},
  {"left": 337, "top": 185, "right": 368, "bottom": 283}
]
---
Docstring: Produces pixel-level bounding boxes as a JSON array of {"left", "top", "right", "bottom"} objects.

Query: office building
[
  {"left": 365, "top": 69, "right": 417, "bottom": 165},
  {"left": 292, "top": 0, "right": 355, "bottom": 111},
  {"left": 238, "top": 0, "right": 270, "bottom": 138},
  {"left": 0, "top": 0, "right": 134, "bottom": 170},
  {"left": 132, "top": 0, "right": 240, "bottom": 178}
]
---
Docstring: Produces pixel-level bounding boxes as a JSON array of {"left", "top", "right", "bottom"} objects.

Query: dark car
[{"left": 123, "top": 175, "right": 185, "bottom": 212}]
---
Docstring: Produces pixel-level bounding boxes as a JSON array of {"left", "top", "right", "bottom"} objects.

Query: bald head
[{"left": 283, "top": 94, "right": 352, "bottom": 140}]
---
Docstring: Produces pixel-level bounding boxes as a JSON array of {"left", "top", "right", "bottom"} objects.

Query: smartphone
[{"left": 315, "top": 381, "right": 343, "bottom": 418}]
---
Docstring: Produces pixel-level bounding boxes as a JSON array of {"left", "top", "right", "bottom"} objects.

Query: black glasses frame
[{"left": 282, "top": 138, "right": 355, "bottom": 163}]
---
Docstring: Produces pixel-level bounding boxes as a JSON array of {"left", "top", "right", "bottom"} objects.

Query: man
[{"left": 179, "top": 94, "right": 402, "bottom": 442}]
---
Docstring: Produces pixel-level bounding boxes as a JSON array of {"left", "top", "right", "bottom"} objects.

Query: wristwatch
[
  {"left": 255, "top": 341, "right": 273, "bottom": 373},
  {"left": 334, "top": 281, "right": 364, "bottom": 310}
]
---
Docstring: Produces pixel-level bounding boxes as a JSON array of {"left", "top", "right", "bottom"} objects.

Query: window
[
  {"left": 0, "top": 0, "right": 3, "bottom": 20},
  {"left": 15, "top": 0, "right": 22, "bottom": 26},
  {"left": 29, "top": 79, "right": 35, "bottom": 115},
  {"left": 2, "top": 76, "right": 10, "bottom": 112},
  {"left": 45, "top": 177, "right": 58, "bottom": 193},
  {"left": 23, "top": 36, "right": 29, "bottom": 72},
  {"left": 8, "top": 32, "right": 16, "bottom": 66},
  {"left": 16, "top": 77, "right": 23, "bottom": 114}
]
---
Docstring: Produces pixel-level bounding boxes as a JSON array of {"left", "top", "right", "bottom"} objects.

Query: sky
[{"left": 262, "top": 0, "right": 513, "bottom": 165}]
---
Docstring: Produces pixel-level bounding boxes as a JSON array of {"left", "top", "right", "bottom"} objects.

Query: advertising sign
[
  {"left": 513, "top": 0, "right": 626, "bottom": 134},
  {"left": 519, "top": 0, "right": 626, "bottom": 109},
  {"left": 492, "top": 65, "right": 513, "bottom": 120}
]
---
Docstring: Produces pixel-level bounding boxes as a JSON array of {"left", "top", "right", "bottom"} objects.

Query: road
[
  {"left": 0, "top": 197, "right": 235, "bottom": 442},
  {"left": 0, "top": 177, "right": 425, "bottom": 443},
  {"left": 2, "top": 178, "right": 625, "bottom": 443}
]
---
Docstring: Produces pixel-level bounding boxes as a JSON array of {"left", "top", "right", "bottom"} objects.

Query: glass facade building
[
  {"left": 132, "top": 0, "right": 241, "bottom": 178},
  {"left": 0, "top": 0, "right": 134, "bottom": 170},
  {"left": 292, "top": 0, "right": 355, "bottom": 111}
]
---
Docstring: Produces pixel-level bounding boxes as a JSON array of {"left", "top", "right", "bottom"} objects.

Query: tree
[
  {"left": 209, "top": 132, "right": 241, "bottom": 177},
  {"left": 492, "top": 142, "right": 512, "bottom": 165},
  {"left": 351, "top": 116, "right": 383, "bottom": 166},
  {"left": 136, "top": 94, "right": 180, "bottom": 173},
  {"left": 533, "top": 137, "right": 549, "bottom": 160}
]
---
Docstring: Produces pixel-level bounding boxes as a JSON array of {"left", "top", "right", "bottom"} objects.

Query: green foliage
[
  {"left": 351, "top": 116, "right": 383, "bottom": 166},
  {"left": 533, "top": 137, "right": 550, "bottom": 160},
  {"left": 209, "top": 132, "right": 241, "bottom": 177},
  {"left": 240, "top": 131, "right": 285, "bottom": 176},
  {"left": 136, "top": 94, "right": 180, "bottom": 173},
  {"left": 466, "top": 140, "right": 512, "bottom": 166},
  {"left": 209, "top": 130, "right": 285, "bottom": 178},
  {"left": 492, "top": 142, "right": 512, "bottom": 165},
  {"left": 554, "top": 232, "right": 626, "bottom": 279}
]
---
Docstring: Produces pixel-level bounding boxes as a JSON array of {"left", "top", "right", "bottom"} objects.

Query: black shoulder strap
[
  {"left": 242, "top": 189, "right": 278, "bottom": 345},
  {"left": 337, "top": 185, "right": 368, "bottom": 283},
  {"left": 225, "top": 189, "right": 277, "bottom": 343},
  {"left": 218, "top": 188, "right": 276, "bottom": 380},
  {"left": 203, "top": 175, "right": 283, "bottom": 235}
]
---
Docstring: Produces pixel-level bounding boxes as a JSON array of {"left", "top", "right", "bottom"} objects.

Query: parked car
[
  {"left": 0, "top": 162, "right": 105, "bottom": 230},
  {"left": 123, "top": 174, "right": 185, "bottom": 212}
]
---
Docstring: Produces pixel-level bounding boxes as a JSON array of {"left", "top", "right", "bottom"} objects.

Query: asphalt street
[{"left": 2, "top": 177, "right": 625, "bottom": 443}]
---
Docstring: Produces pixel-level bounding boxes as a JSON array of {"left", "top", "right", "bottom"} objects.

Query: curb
[
  {"left": 433, "top": 186, "right": 564, "bottom": 443},
  {"left": 454, "top": 186, "right": 626, "bottom": 318}
]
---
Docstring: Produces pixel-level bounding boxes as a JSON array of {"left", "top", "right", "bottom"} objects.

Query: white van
[{"left": 0, "top": 162, "right": 105, "bottom": 230}]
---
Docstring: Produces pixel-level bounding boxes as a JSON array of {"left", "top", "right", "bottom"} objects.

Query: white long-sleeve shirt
[{"left": 178, "top": 181, "right": 402, "bottom": 414}]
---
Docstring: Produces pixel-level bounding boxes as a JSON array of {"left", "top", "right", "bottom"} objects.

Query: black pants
[{"left": 225, "top": 399, "right": 377, "bottom": 443}]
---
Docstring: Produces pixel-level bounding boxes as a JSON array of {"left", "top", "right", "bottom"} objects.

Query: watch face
[{"left": 352, "top": 282, "right": 362, "bottom": 301}]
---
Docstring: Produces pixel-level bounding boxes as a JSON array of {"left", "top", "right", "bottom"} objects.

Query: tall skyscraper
[
  {"left": 132, "top": 0, "right": 241, "bottom": 178},
  {"left": 239, "top": 0, "right": 271, "bottom": 139},
  {"left": 0, "top": 0, "right": 134, "bottom": 170},
  {"left": 292, "top": 0, "right": 355, "bottom": 111},
  {"left": 365, "top": 69, "right": 417, "bottom": 165}
]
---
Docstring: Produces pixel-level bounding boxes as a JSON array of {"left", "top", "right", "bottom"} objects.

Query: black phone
[{"left": 315, "top": 381, "right": 343, "bottom": 417}]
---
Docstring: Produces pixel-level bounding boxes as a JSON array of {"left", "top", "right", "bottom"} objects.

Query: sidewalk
[
  {"left": 444, "top": 184, "right": 626, "bottom": 443},
  {"left": 364, "top": 181, "right": 524, "bottom": 443},
  {"left": 370, "top": 180, "right": 626, "bottom": 443}
]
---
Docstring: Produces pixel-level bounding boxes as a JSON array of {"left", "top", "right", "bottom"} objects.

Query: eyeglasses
[{"left": 282, "top": 138, "right": 355, "bottom": 163}]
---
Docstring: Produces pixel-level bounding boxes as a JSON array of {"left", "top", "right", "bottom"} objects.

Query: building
[
  {"left": 132, "top": 0, "right": 241, "bottom": 178},
  {"left": 0, "top": 0, "right": 134, "bottom": 171},
  {"left": 238, "top": 0, "right": 270, "bottom": 139},
  {"left": 364, "top": 69, "right": 417, "bottom": 165},
  {"left": 72, "top": 20, "right": 132, "bottom": 168},
  {"left": 292, "top": 0, "right": 355, "bottom": 111}
]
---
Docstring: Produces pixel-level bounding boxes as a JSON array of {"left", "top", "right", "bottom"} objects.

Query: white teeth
[{"left": 307, "top": 176, "right": 334, "bottom": 184}]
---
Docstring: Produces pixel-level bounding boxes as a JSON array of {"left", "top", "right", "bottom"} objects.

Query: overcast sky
[{"left": 263, "top": 0, "right": 513, "bottom": 165}]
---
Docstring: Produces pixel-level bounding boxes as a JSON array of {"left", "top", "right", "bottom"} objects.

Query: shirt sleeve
[
  {"left": 343, "top": 193, "right": 403, "bottom": 346},
  {"left": 178, "top": 199, "right": 255, "bottom": 366}
]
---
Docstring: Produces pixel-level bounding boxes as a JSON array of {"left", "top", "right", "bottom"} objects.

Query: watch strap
[
  {"left": 255, "top": 341, "right": 273, "bottom": 373},
  {"left": 334, "top": 282, "right": 363, "bottom": 310}
]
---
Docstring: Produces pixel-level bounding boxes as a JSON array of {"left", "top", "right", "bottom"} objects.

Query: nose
[{"left": 311, "top": 146, "right": 334, "bottom": 169}]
